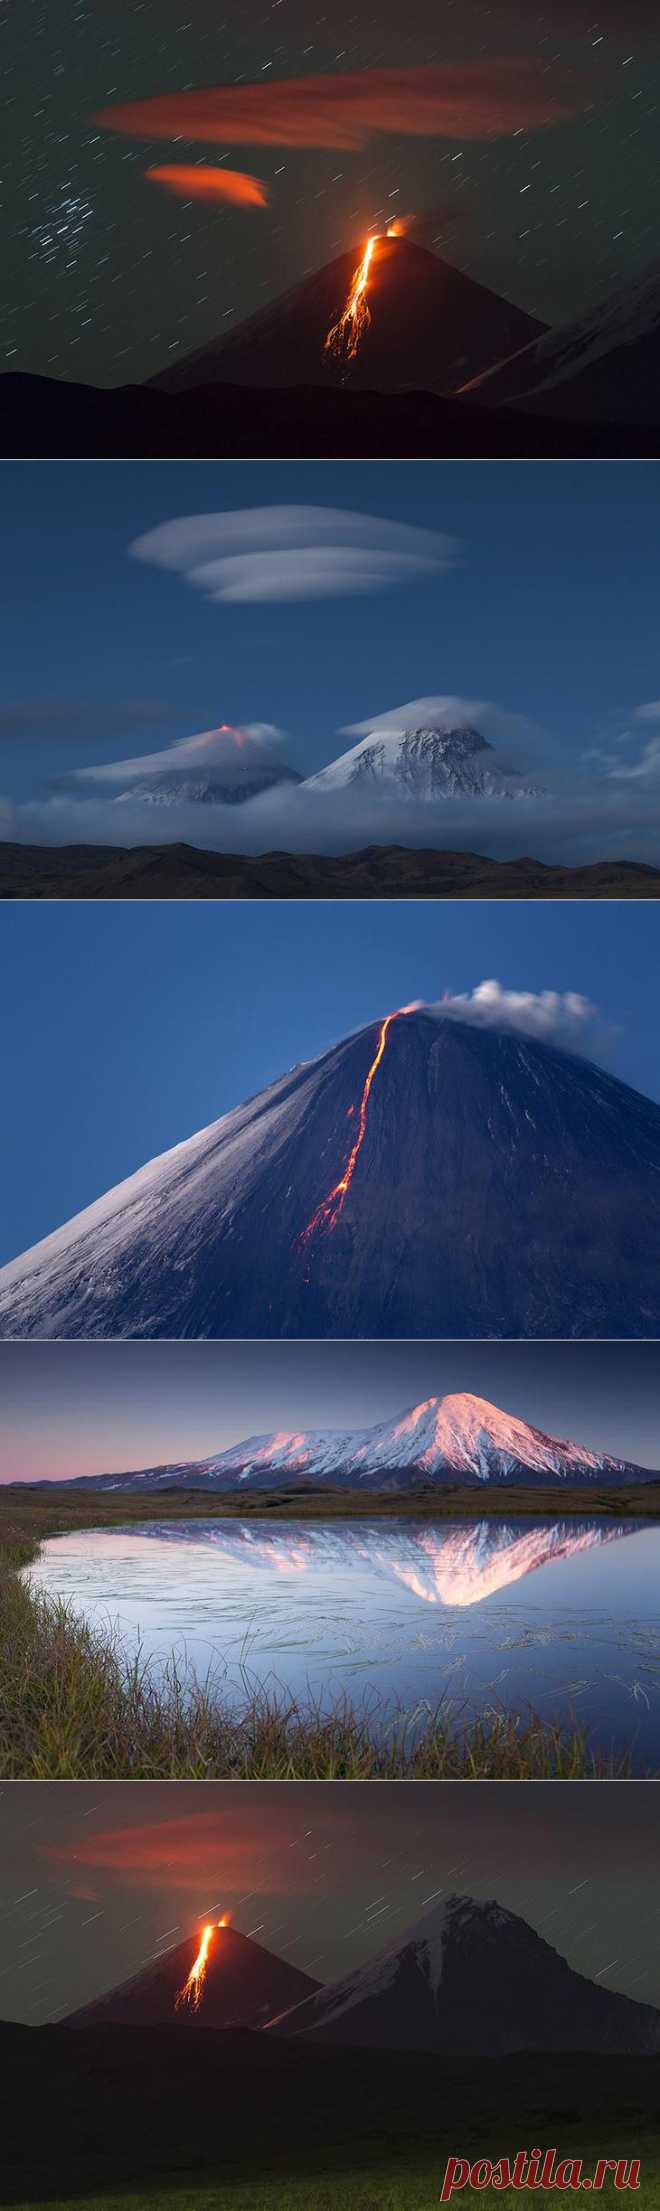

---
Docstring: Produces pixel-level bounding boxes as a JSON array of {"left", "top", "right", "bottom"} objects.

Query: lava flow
[
  {"left": 175, "top": 1916, "right": 229, "bottom": 2012},
  {"left": 324, "top": 233, "right": 378, "bottom": 363},
  {"left": 299, "top": 1007, "right": 407, "bottom": 1245},
  {"left": 324, "top": 220, "right": 401, "bottom": 364}
]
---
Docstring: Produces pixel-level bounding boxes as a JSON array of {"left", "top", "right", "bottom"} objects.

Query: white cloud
[
  {"left": 634, "top": 702, "right": 660, "bottom": 722},
  {"left": 435, "top": 980, "right": 600, "bottom": 1049},
  {"left": 130, "top": 507, "right": 459, "bottom": 605},
  {"left": 7, "top": 775, "right": 660, "bottom": 872},
  {"left": 341, "top": 694, "right": 541, "bottom": 750}
]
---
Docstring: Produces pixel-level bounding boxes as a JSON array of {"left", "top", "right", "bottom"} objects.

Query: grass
[
  {"left": 0, "top": 1491, "right": 646, "bottom": 1780},
  {"left": 7, "top": 2151, "right": 660, "bottom": 2211}
]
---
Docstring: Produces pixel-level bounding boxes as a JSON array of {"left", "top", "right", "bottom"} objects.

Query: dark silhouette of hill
[
  {"left": 3, "top": 371, "right": 659, "bottom": 458},
  {"left": 1, "top": 841, "right": 659, "bottom": 900},
  {"left": 0, "top": 2019, "right": 658, "bottom": 2205}
]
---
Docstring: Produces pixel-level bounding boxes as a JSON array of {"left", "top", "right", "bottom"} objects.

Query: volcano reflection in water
[{"left": 27, "top": 1515, "right": 660, "bottom": 1770}]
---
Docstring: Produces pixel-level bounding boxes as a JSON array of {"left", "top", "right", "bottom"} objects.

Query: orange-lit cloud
[
  {"left": 42, "top": 1807, "right": 349, "bottom": 1894},
  {"left": 147, "top": 164, "right": 268, "bottom": 208},
  {"left": 93, "top": 62, "right": 580, "bottom": 152}
]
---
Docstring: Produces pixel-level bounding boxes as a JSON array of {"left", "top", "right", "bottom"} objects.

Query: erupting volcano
[
  {"left": 152, "top": 236, "right": 545, "bottom": 400},
  {"left": 64, "top": 1923, "right": 320, "bottom": 2031},
  {"left": 3, "top": 1004, "right": 660, "bottom": 1340}
]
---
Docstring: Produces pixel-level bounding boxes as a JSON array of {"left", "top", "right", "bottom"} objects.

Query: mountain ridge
[
  {"left": 269, "top": 1891, "right": 660, "bottom": 2055},
  {"left": 27, "top": 1388, "right": 657, "bottom": 1493}
]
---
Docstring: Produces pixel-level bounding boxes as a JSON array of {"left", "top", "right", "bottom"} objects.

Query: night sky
[
  {"left": 1, "top": 461, "right": 659, "bottom": 809},
  {"left": 1, "top": 900, "right": 658, "bottom": 1265},
  {"left": 2, "top": 1339, "right": 660, "bottom": 1484},
  {"left": 4, "top": 2, "right": 660, "bottom": 386},
  {"left": 0, "top": 1780, "right": 658, "bottom": 2027}
]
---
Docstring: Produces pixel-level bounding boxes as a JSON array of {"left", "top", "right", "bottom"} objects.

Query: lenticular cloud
[{"left": 94, "top": 63, "right": 579, "bottom": 153}]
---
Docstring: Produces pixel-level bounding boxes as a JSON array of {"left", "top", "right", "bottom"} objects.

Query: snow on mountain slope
[
  {"left": 304, "top": 723, "right": 540, "bottom": 800},
  {"left": 463, "top": 262, "right": 660, "bottom": 424},
  {"left": 57, "top": 1391, "right": 653, "bottom": 1493},
  {"left": 2, "top": 1007, "right": 660, "bottom": 1340},
  {"left": 69, "top": 722, "right": 300, "bottom": 807},
  {"left": 268, "top": 1893, "right": 660, "bottom": 2055}
]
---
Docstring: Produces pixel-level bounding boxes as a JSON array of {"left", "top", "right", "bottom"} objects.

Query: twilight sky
[
  {"left": 0, "top": 900, "right": 658, "bottom": 1265},
  {"left": 0, "top": 1780, "right": 658, "bottom": 2027},
  {"left": 2, "top": 1340, "right": 660, "bottom": 1485},
  {"left": 3, "top": 3, "right": 660, "bottom": 386},
  {"left": 1, "top": 461, "right": 659, "bottom": 823}
]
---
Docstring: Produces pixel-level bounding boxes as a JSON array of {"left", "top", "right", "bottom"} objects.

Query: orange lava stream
[
  {"left": 324, "top": 233, "right": 379, "bottom": 362},
  {"left": 175, "top": 1915, "right": 229, "bottom": 2012},
  {"left": 324, "top": 222, "right": 405, "bottom": 363},
  {"left": 300, "top": 1008, "right": 402, "bottom": 1245}
]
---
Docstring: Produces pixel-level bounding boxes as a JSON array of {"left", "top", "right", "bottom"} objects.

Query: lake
[{"left": 27, "top": 1515, "right": 660, "bottom": 1770}]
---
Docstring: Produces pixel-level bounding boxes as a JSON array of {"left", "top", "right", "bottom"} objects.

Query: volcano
[
  {"left": 54, "top": 1391, "right": 656, "bottom": 1493},
  {"left": 2, "top": 1006, "right": 660, "bottom": 1339},
  {"left": 463, "top": 260, "right": 660, "bottom": 425},
  {"left": 67, "top": 723, "right": 300, "bottom": 809},
  {"left": 152, "top": 236, "right": 545, "bottom": 400},
  {"left": 270, "top": 1893, "right": 660, "bottom": 2056},
  {"left": 64, "top": 1922, "right": 320, "bottom": 2032},
  {"left": 304, "top": 721, "right": 540, "bottom": 802}
]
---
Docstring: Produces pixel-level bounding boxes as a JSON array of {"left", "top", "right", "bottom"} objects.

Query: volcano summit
[
  {"left": 54, "top": 1391, "right": 657, "bottom": 1495},
  {"left": 1, "top": 1004, "right": 660, "bottom": 1340},
  {"left": 270, "top": 1893, "right": 660, "bottom": 2056},
  {"left": 152, "top": 235, "right": 544, "bottom": 401}
]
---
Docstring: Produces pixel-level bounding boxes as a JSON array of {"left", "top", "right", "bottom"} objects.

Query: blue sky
[
  {"left": 1, "top": 459, "right": 659, "bottom": 804},
  {"left": 1, "top": 899, "right": 657, "bottom": 1264}
]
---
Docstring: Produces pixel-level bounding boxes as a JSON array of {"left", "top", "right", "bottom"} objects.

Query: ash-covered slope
[
  {"left": 304, "top": 722, "right": 540, "bottom": 802},
  {"left": 64, "top": 1923, "right": 320, "bottom": 2032},
  {"left": 69, "top": 723, "right": 300, "bottom": 809},
  {"left": 463, "top": 262, "right": 660, "bottom": 425},
  {"left": 152, "top": 236, "right": 544, "bottom": 399},
  {"left": 270, "top": 1894, "right": 660, "bottom": 2056},
  {"left": 2, "top": 1008, "right": 660, "bottom": 1340},
  {"left": 57, "top": 1391, "right": 654, "bottom": 1492}
]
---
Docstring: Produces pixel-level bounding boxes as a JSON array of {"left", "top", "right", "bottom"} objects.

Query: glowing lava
[
  {"left": 300, "top": 1007, "right": 405, "bottom": 1245},
  {"left": 175, "top": 1916, "right": 229, "bottom": 2013},
  {"left": 324, "top": 221, "right": 405, "bottom": 364}
]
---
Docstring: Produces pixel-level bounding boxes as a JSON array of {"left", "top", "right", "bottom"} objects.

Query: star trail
[{"left": 3, "top": 1, "right": 660, "bottom": 385}]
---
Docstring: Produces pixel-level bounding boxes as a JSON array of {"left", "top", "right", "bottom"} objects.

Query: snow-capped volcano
[
  {"left": 2, "top": 1005, "right": 660, "bottom": 1339},
  {"left": 269, "top": 1893, "right": 660, "bottom": 2055},
  {"left": 69, "top": 722, "right": 300, "bottom": 808},
  {"left": 463, "top": 260, "right": 660, "bottom": 425},
  {"left": 54, "top": 1391, "right": 655, "bottom": 1493},
  {"left": 305, "top": 723, "right": 539, "bottom": 801}
]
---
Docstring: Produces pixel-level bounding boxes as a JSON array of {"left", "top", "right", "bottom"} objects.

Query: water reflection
[{"left": 27, "top": 1515, "right": 660, "bottom": 1770}]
